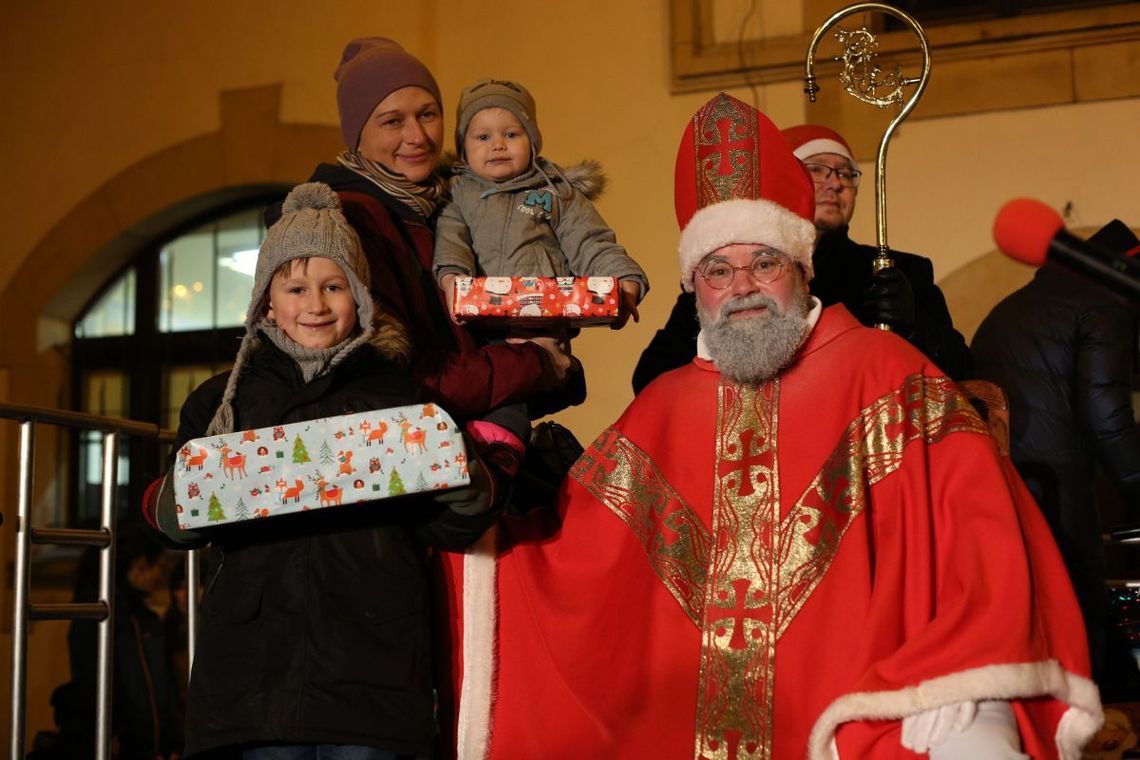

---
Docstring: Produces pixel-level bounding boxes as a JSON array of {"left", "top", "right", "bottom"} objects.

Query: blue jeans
[{"left": 242, "top": 746, "right": 409, "bottom": 760}]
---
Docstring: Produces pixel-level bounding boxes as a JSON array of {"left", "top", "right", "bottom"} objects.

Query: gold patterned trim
[
  {"left": 692, "top": 93, "right": 762, "bottom": 210},
  {"left": 778, "top": 373, "right": 987, "bottom": 638},
  {"left": 570, "top": 426, "right": 711, "bottom": 626},
  {"left": 694, "top": 381, "right": 781, "bottom": 760}
]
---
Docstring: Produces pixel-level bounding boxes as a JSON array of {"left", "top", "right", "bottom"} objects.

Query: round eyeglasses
[
  {"left": 697, "top": 254, "right": 787, "bottom": 289},
  {"left": 804, "top": 162, "right": 862, "bottom": 189}
]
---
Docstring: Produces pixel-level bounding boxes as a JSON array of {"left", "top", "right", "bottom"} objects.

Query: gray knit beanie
[
  {"left": 204, "top": 183, "right": 374, "bottom": 435},
  {"left": 455, "top": 79, "right": 542, "bottom": 159},
  {"left": 334, "top": 37, "right": 443, "bottom": 150},
  {"left": 251, "top": 182, "right": 372, "bottom": 321}
]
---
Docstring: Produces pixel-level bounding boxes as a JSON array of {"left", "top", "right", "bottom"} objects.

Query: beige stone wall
[{"left": 0, "top": 0, "right": 1138, "bottom": 749}]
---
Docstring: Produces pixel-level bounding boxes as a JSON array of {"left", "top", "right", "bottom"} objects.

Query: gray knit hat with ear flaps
[
  {"left": 204, "top": 182, "right": 375, "bottom": 436},
  {"left": 455, "top": 79, "right": 542, "bottom": 159}
]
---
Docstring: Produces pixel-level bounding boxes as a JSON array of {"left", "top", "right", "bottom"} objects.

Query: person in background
[
  {"left": 25, "top": 681, "right": 98, "bottom": 760},
  {"left": 472, "top": 92, "right": 1100, "bottom": 760},
  {"left": 163, "top": 559, "right": 191, "bottom": 739},
  {"left": 68, "top": 519, "right": 181, "bottom": 760},
  {"left": 971, "top": 218, "right": 1140, "bottom": 702},
  {"left": 632, "top": 123, "right": 971, "bottom": 393}
]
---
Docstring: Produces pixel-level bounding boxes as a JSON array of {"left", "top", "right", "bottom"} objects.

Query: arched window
[{"left": 71, "top": 200, "right": 281, "bottom": 522}]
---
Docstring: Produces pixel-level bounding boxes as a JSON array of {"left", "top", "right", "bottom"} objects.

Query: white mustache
[{"left": 719, "top": 294, "right": 778, "bottom": 320}]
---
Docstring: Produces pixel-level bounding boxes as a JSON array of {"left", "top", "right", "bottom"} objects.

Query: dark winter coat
[
  {"left": 160, "top": 339, "right": 499, "bottom": 758},
  {"left": 972, "top": 262, "right": 1140, "bottom": 680},
  {"left": 631, "top": 227, "right": 972, "bottom": 393},
  {"left": 972, "top": 262, "right": 1140, "bottom": 521}
]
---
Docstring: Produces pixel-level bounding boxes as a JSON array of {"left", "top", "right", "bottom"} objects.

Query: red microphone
[{"left": 992, "top": 198, "right": 1140, "bottom": 297}]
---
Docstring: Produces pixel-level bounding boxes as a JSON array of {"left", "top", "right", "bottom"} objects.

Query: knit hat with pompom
[
  {"left": 251, "top": 182, "right": 372, "bottom": 322},
  {"left": 204, "top": 182, "right": 376, "bottom": 435}
]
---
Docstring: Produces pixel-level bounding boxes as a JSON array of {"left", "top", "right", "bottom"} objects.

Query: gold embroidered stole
[
  {"left": 569, "top": 425, "right": 712, "bottom": 622},
  {"left": 570, "top": 373, "right": 988, "bottom": 760}
]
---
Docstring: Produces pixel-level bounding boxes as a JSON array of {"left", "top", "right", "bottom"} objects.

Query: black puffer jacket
[
  {"left": 161, "top": 340, "right": 498, "bottom": 758},
  {"left": 972, "top": 262, "right": 1140, "bottom": 531},
  {"left": 972, "top": 262, "right": 1140, "bottom": 680},
  {"left": 631, "top": 227, "right": 971, "bottom": 393}
]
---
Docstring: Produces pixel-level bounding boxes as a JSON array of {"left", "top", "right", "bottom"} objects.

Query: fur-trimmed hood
[
  {"left": 558, "top": 159, "right": 607, "bottom": 200},
  {"left": 369, "top": 306, "right": 411, "bottom": 366}
]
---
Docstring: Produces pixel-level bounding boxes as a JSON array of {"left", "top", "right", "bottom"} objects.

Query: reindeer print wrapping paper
[{"left": 172, "top": 403, "right": 470, "bottom": 530}]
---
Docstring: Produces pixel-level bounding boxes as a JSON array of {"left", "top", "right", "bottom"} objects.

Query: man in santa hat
[
  {"left": 460, "top": 93, "right": 1100, "bottom": 760},
  {"left": 633, "top": 122, "right": 971, "bottom": 392}
]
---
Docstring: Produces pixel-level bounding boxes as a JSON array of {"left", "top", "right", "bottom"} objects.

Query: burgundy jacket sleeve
[{"left": 338, "top": 191, "right": 548, "bottom": 418}]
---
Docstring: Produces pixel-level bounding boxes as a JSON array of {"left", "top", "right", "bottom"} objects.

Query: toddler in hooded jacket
[{"left": 433, "top": 79, "right": 649, "bottom": 470}]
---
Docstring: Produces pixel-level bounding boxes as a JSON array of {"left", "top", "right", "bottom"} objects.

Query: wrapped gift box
[
  {"left": 172, "top": 403, "right": 469, "bottom": 530},
  {"left": 452, "top": 275, "right": 620, "bottom": 326}
]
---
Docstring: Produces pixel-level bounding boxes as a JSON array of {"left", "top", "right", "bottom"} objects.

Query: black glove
[
  {"left": 506, "top": 421, "right": 584, "bottom": 516},
  {"left": 858, "top": 266, "right": 916, "bottom": 336},
  {"left": 433, "top": 440, "right": 498, "bottom": 516}
]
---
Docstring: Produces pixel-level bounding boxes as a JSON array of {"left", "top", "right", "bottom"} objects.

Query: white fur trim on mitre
[{"left": 679, "top": 198, "right": 816, "bottom": 292}]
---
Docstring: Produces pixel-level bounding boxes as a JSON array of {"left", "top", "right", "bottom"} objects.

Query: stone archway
[
  {"left": 0, "top": 83, "right": 343, "bottom": 409},
  {"left": 940, "top": 250, "right": 1036, "bottom": 346}
]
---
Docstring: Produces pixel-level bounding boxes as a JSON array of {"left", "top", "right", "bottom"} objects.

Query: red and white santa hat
[
  {"left": 780, "top": 123, "right": 860, "bottom": 171},
  {"left": 676, "top": 93, "right": 817, "bottom": 291}
]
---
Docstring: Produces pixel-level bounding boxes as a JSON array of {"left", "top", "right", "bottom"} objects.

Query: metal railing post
[
  {"left": 188, "top": 549, "right": 200, "bottom": 668},
  {"left": 95, "top": 432, "right": 119, "bottom": 760},
  {"left": 1, "top": 402, "right": 175, "bottom": 760},
  {"left": 8, "top": 420, "right": 34, "bottom": 760}
]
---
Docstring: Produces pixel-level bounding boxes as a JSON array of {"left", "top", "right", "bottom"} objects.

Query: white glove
[
  {"left": 902, "top": 701, "right": 1027, "bottom": 760},
  {"left": 901, "top": 701, "right": 978, "bottom": 752}
]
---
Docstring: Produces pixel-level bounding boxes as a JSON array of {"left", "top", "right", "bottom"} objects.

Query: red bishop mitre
[{"left": 675, "top": 93, "right": 816, "bottom": 292}]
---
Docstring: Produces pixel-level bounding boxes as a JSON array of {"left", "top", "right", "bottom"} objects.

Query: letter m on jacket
[{"left": 525, "top": 190, "right": 553, "bottom": 213}]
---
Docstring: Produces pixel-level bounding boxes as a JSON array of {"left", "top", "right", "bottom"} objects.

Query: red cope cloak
[{"left": 445, "top": 305, "right": 1101, "bottom": 760}]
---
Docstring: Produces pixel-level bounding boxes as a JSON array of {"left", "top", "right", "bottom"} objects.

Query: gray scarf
[
  {"left": 204, "top": 319, "right": 371, "bottom": 436},
  {"left": 259, "top": 320, "right": 360, "bottom": 383}
]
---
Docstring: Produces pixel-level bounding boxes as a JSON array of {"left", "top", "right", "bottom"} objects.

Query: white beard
[{"left": 698, "top": 291, "right": 812, "bottom": 384}]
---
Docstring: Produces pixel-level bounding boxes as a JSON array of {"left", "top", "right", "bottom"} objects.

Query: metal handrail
[
  {"left": 0, "top": 402, "right": 177, "bottom": 760},
  {"left": 30, "top": 526, "right": 111, "bottom": 547},
  {"left": 0, "top": 402, "right": 165, "bottom": 437},
  {"left": 29, "top": 603, "right": 109, "bottom": 621}
]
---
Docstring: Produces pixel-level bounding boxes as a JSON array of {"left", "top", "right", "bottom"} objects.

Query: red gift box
[{"left": 452, "top": 276, "right": 620, "bottom": 327}]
